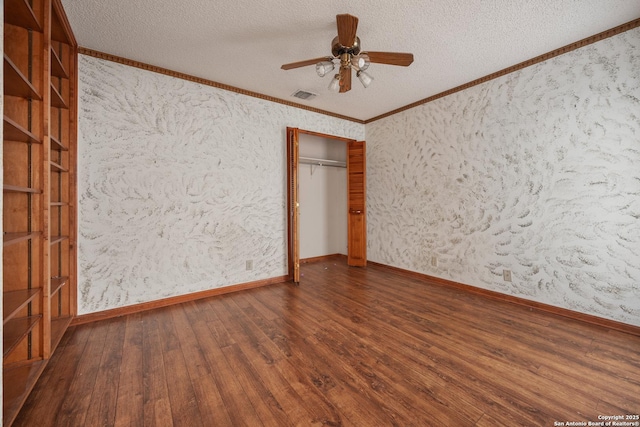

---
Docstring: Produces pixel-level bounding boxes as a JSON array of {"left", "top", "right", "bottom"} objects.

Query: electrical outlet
[
  {"left": 430, "top": 256, "right": 438, "bottom": 267},
  {"left": 503, "top": 269, "right": 512, "bottom": 282},
  {"left": 246, "top": 260, "right": 253, "bottom": 271}
]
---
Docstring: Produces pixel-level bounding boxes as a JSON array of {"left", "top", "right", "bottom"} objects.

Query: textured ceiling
[{"left": 61, "top": 0, "right": 640, "bottom": 121}]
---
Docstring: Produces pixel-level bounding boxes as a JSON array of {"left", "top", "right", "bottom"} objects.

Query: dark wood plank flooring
[{"left": 14, "top": 259, "right": 640, "bottom": 426}]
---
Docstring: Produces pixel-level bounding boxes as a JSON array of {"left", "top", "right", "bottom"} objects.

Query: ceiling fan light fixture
[
  {"left": 328, "top": 74, "right": 341, "bottom": 92},
  {"left": 316, "top": 61, "right": 335, "bottom": 77},
  {"left": 357, "top": 70, "right": 373, "bottom": 88},
  {"left": 351, "top": 54, "right": 370, "bottom": 71}
]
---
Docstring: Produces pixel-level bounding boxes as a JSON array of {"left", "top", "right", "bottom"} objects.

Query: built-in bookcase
[{"left": 3, "top": 0, "right": 77, "bottom": 424}]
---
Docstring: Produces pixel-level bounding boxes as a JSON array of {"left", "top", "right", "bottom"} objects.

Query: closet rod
[{"left": 299, "top": 156, "right": 346, "bottom": 168}]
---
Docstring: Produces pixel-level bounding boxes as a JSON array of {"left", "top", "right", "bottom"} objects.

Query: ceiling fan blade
[
  {"left": 336, "top": 14, "right": 358, "bottom": 47},
  {"left": 366, "top": 51, "right": 414, "bottom": 66},
  {"left": 281, "top": 57, "right": 332, "bottom": 70},
  {"left": 339, "top": 66, "right": 351, "bottom": 93}
]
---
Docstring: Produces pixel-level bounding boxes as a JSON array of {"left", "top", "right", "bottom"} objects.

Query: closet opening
[{"left": 286, "top": 128, "right": 367, "bottom": 284}]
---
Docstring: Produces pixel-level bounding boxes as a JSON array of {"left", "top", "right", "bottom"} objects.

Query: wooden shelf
[
  {"left": 51, "top": 317, "right": 73, "bottom": 353},
  {"left": 3, "top": 316, "right": 42, "bottom": 359},
  {"left": 3, "top": 289, "right": 41, "bottom": 325},
  {"left": 3, "top": 185, "right": 42, "bottom": 194},
  {"left": 50, "top": 47, "right": 69, "bottom": 79},
  {"left": 4, "top": 54, "right": 42, "bottom": 100},
  {"left": 4, "top": 0, "right": 42, "bottom": 31},
  {"left": 3, "top": 360, "right": 47, "bottom": 427},
  {"left": 50, "top": 135, "right": 68, "bottom": 151},
  {"left": 49, "top": 235, "right": 69, "bottom": 245},
  {"left": 50, "top": 160, "right": 68, "bottom": 173},
  {"left": 50, "top": 4, "right": 73, "bottom": 45},
  {"left": 50, "top": 276, "right": 69, "bottom": 296},
  {"left": 50, "top": 201, "right": 69, "bottom": 207},
  {"left": 3, "top": 232, "right": 40, "bottom": 247},
  {"left": 3, "top": 116, "right": 42, "bottom": 144},
  {"left": 50, "top": 83, "right": 69, "bottom": 109}
]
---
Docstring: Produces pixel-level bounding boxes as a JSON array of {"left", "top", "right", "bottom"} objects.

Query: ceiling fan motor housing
[{"left": 331, "top": 36, "right": 361, "bottom": 57}]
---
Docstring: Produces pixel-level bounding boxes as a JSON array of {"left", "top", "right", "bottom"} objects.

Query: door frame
[{"left": 286, "top": 127, "right": 365, "bottom": 283}]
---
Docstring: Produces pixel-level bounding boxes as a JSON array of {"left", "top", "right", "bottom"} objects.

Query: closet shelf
[{"left": 299, "top": 156, "right": 346, "bottom": 168}]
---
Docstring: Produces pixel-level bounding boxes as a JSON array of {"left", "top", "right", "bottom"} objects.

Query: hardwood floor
[{"left": 14, "top": 259, "right": 640, "bottom": 426}]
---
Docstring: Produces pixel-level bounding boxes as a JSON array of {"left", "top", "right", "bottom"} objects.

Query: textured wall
[
  {"left": 77, "top": 55, "right": 364, "bottom": 314},
  {"left": 366, "top": 29, "right": 640, "bottom": 326}
]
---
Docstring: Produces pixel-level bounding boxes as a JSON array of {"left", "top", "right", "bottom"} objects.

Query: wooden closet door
[
  {"left": 347, "top": 140, "right": 366, "bottom": 266},
  {"left": 286, "top": 127, "right": 300, "bottom": 283}
]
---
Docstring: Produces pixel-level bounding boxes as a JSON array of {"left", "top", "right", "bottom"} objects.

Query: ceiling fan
[{"left": 281, "top": 14, "right": 414, "bottom": 93}]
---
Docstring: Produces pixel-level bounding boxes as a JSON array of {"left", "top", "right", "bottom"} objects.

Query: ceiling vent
[{"left": 291, "top": 90, "right": 317, "bottom": 101}]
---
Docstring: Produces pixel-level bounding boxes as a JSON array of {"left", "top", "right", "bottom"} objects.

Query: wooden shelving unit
[{"left": 3, "top": 0, "right": 78, "bottom": 425}]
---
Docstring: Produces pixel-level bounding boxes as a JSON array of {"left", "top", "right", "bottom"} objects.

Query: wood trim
[
  {"left": 70, "top": 275, "right": 290, "bottom": 326},
  {"left": 300, "top": 253, "right": 346, "bottom": 264},
  {"left": 365, "top": 17, "right": 640, "bottom": 123},
  {"left": 286, "top": 127, "right": 299, "bottom": 282},
  {"left": 77, "top": 48, "right": 364, "bottom": 124},
  {"left": 41, "top": 0, "right": 53, "bottom": 360},
  {"left": 69, "top": 43, "right": 79, "bottom": 318},
  {"left": 291, "top": 127, "right": 300, "bottom": 283},
  {"left": 286, "top": 128, "right": 293, "bottom": 280},
  {"left": 369, "top": 261, "right": 640, "bottom": 337},
  {"left": 298, "top": 129, "right": 357, "bottom": 143}
]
